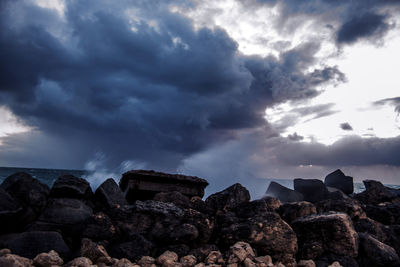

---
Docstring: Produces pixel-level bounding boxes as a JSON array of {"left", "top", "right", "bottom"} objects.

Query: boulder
[
  {"left": 278, "top": 201, "right": 317, "bottom": 224},
  {"left": 324, "top": 170, "right": 354, "bottom": 195},
  {"left": 234, "top": 199, "right": 277, "bottom": 218},
  {"left": 119, "top": 170, "right": 208, "bottom": 202},
  {"left": 188, "top": 244, "right": 220, "bottom": 262},
  {"left": 0, "top": 231, "right": 70, "bottom": 259},
  {"left": 262, "top": 196, "right": 282, "bottom": 211},
  {"left": 205, "top": 250, "right": 225, "bottom": 265},
  {"left": 33, "top": 198, "right": 93, "bottom": 236},
  {"left": 95, "top": 178, "right": 128, "bottom": 210},
  {"left": 316, "top": 198, "right": 366, "bottom": 221},
  {"left": 180, "top": 255, "right": 197, "bottom": 267},
  {"left": 33, "top": 250, "right": 64, "bottom": 267},
  {"left": 1, "top": 172, "right": 50, "bottom": 214},
  {"left": 358, "top": 233, "right": 400, "bottom": 267},
  {"left": 292, "top": 213, "right": 359, "bottom": 260},
  {"left": 364, "top": 202, "right": 400, "bottom": 225},
  {"left": 65, "top": 257, "right": 92, "bottom": 267},
  {"left": 50, "top": 175, "right": 92, "bottom": 200},
  {"left": 0, "top": 253, "right": 33, "bottom": 267},
  {"left": 205, "top": 183, "right": 250, "bottom": 213},
  {"left": 157, "top": 250, "right": 178, "bottom": 266},
  {"left": 219, "top": 212, "right": 297, "bottom": 266},
  {"left": 110, "top": 234, "right": 154, "bottom": 262},
  {"left": 294, "top": 179, "right": 329, "bottom": 203},
  {"left": 227, "top": 242, "right": 255, "bottom": 263},
  {"left": 83, "top": 212, "right": 119, "bottom": 242},
  {"left": 80, "top": 238, "right": 110, "bottom": 264},
  {"left": 0, "top": 188, "right": 23, "bottom": 233},
  {"left": 264, "top": 182, "right": 303, "bottom": 203},
  {"left": 154, "top": 191, "right": 192, "bottom": 209},
  {"left": 354, "top": 180, "right": 396, "bottom": 205}
]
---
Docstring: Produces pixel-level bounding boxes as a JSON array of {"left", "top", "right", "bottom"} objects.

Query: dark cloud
[
  {"left": 337, "top": 12, "right": 390, "bottom": 44},
  {"left": 340, "top": 122, "right": 353, "bottom": 131},
  {"left": 0, "top": 0, "right": 343, "bottom": 170},
  {"left": 374, "top": 97, "right": 400, "bottom": 114},
  {"left": 288, "top": 132, "right": 304, "bottom": 141}
]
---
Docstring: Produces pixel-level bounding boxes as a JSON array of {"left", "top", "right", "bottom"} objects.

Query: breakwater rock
[{"left": 0, "top": 169, "right": 400, "bottom": 267}]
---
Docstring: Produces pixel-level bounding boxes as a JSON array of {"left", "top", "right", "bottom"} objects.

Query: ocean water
[{"left": 0, "top": 167, "right": 399, "bottom": 197}]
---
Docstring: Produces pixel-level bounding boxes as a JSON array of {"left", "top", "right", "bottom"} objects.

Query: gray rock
[{"left": 264, "top": 181, "right": 303, "bottom": 203}]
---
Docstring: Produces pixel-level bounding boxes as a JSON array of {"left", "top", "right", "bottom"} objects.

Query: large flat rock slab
[{"left": 119, "top": 170, "right": 208, "bottom": 202}]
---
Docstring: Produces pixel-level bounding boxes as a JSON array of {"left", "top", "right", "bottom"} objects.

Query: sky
[{"left": 0, "top": 0, "right": 400, "bottom": 195}]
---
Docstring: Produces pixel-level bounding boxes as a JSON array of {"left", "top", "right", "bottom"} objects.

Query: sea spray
[{"left": 83, "top": 152, "right": 146, "bottom": 190}]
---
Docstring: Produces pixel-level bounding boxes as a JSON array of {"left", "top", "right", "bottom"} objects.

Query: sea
[{"left": 1, "top": 166, "right": 399, "bottom": 198}]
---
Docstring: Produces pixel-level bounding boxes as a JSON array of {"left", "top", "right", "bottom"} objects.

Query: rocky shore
[{"left": 0, "top": 169, "right": 399, "bottom": 267}]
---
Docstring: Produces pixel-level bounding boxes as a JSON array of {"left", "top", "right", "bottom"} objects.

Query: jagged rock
[
  {"left": 0, "top": 188, "right": 23, "bottom": 233},
  {"left": 188, "top": 245, "right": 220, "bottom": 262},
  {"left": 65, "top": 257, "right": 92, "bottom": 267},
  {"left": 243, "top": 258, "right": 256, "bottom": 267},
  {"left": 0, "top": 231, "right": 69, "bottom": 259},
  {"left": 50, "top": 175, "right": 92, "bottom": 200},
  {"left": 154, "top": 191, "right": 192, "bottom": 209},
  {"left": 138, "top": 256, "right": 156, "bottom": 267},
  {"left": 183, "top": 209, "right": 215, "bottom": 244},
  {"left": 294, "top": 179, "right": 329, "bottom": 203},
  {"left": 254, "top": 255, "right": 273, "bottom": 266},
  {"left": 190, "top": 196, "right": 214, "bottom": 215},
  {"left": 205, "top": 183, "right": 250, "bottom": 213},
  {"left": 354, "top": 180, "right": 396, "bottom": 205},
  {"left": 278, "top": 201, "right": 316, "bottom": 224},
  {"left": 358, "top": 233, "right": 400, "bottom": 267},
  {"left": 297, "top": 259, "right": 316, "bottom": 267},
  {"left": 328, "top": 262, "right": 342, "bottom": 267},
  {"left": 326, "top": 186, "right": 349, "bottom": 200},
  {"left": 112, "top": 258, "right": 137, "bottom": 267},
  {"left": 205, "top": 251, "right": 225, "bottom": 265},
  {"left": 324, "top": 170, "right": 354, "bottom": 195},
  {"left": 180, "top": 255, "right": 197, "bottom": 267},
  {"left": 33, "top": 250, "right": 63, "bottom": 267},
  {"left": 1, "top": 172, "right": 50, "bottom": 214},
  {"left": 95, "top": 178, "right": 128, "bottom": 209},
  {"left": 264, "top": 182, "right": 303, "bottom": 203},
  {"left": 228, "top": 242, "right": 255, "bottom": 263},
  {"left": 316, "top": 198, "right": 366, "bottom": 221},
  {"left": 157, "top": 250, "right": 179, "bottom": 266},
  {"left": 83, "top": 212, "right": 119, "bottom": 242},
  {"left": 80, "top": 238, "right": 110, "bottom": 263},
  {"left": 364, "top": 202, "right": 400, "bottom": 225},
  {"left": 292, "top": 213, "right": 358, "bottom": 260},
  {"left": 120, "top": 170, "right": 208, "bottom": 202},
  {"left": 110, "top": 234, "right": 154, "bottom": 262},
  {"left": 219, "top": 213, "right": 297, "bottom": 266},
  {"left": 134, "top": 200, "right": 184, "bottom": 217},
  {"left": 0, "top": 253, "right": 33, "bottom": 267},
  {"left": 262, "top": 196, "right": 282, "bottom": 211},
  {"left": 33, "top": 198, "right": 93, "bottom": 236},
  {"left": 235, "top": 199, "right": 276, "bottom": 218}
]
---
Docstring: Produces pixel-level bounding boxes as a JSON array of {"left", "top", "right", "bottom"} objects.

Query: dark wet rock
[
  {"left": 364, "top": 202, "right": 400, "bottom": 225},
  {"left": 80, "top": 238, "right": 110, "bottom": 264},
  {"left": 264, "top": 181, "right": 303, "bottom": 203},
  {"left": 219, "top": 212, "right": 297, "bottom": 267},
  {"left": 190, "top": 196, "right": 214, "bottom": 215},
  {"left": 316, "top": 198, "right": 366, "bottom": 221},
  {"left": 294, "top": 179, "right": 329, "bottom": 203},
  {"left": 1, "top": 172, "right": 50, "bottom": 214},
  {"left": 0, "top": 188, "right": 23, "bottom": 233},
  {"left": 83, "top": 212, "right": 119, "bottom": 242},
  {"left": 205, "top": 183, "right": 250, "bottom": 213},
  {"left": 358, "top": 233, "right": 400, "bottom": 267},
  {"left": 314, "top": 254, "right": 359, "bottom": 267},
  {"left": 95, "top": 178, "right": 128, "bottom": 210},
  {"left": 278, "top": 201, "right": 317, "bottom": 224},
  {"left": 234, "top": 199, "right": 276, "bottom": 218},
  {"left": 50, "top": 175, "right": 92, "bottom": 200},
  {"left": 120, "top": 170, "right": 208, "bottom": 202},
  {"left": 354, "top": 217, "right": 400, "bottom": 255},
  {"left": 110, "top": 234, "right": 154, "bottom": 262},
  {"left": 32, "top": 198, "right": 93, "bottom": 236},
  {"left": 154, "top": 191, "right": 192, "bottom": 209},
  {"left": 0, "top": 231, "right": 70, "bottom": 259},
  {"left": 324, "top": 170, "right": 354, "bottom": 195},
  {"left": 262, "top": 196, "right": 282, "bottom": 211},
  {"left": 354, "top": 180, "right": 396, "bottom": 205},
  {"left": 292, "top": 212, "right": 359, "bottom": 260},
  {"left": 183, "top": 209, "right": 215, "bottom": 244}
]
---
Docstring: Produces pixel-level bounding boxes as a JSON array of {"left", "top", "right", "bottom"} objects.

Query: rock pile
[{"left": 0, "top": 169, "right": 399, "bottom": 267}]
